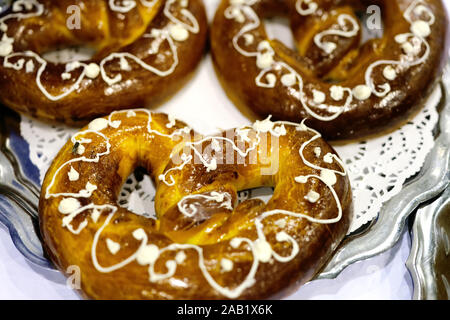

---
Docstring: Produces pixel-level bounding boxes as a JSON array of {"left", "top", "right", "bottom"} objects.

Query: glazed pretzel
[
  {"left": 211, "top": 0, "right": 448, "bottom": 140},
  {"left": 39, "top": 110, "right": 352, "bottom": 299},
  {"left": 0, "top": 0, "right": 207, "bottom": 124}
]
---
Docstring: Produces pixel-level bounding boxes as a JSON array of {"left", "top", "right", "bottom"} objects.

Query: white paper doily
[{"left": 19, "top": 83, "right": 440, "bottom": 233}]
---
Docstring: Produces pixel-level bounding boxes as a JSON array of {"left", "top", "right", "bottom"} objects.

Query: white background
[{"left": 0, "top": 0, "right": 448, "bottom": 299}]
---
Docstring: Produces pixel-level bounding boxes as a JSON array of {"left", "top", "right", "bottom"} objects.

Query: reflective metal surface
[{"left": 407, "top": 186, "right": 450, "bottom": 300}]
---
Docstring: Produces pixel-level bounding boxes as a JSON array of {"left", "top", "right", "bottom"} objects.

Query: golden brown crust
[
  {"left": 210, "top": 0, "right": 448, "bottom": 140},
  {"left": 39, "top": 110, "right": 352, "bottom": 299},
  {"left": 0, "top": 0, "right": 207, "bottom": 124}
]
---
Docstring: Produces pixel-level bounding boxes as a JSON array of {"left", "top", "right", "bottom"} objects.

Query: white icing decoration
[
  {"left": 383, "top": 66, "right": 397, "bottom": 80},
  {"left": 352, "top": 85, "right": 372, "bottom": 100},
  {"left": 304, "top": 190, "right": 320, "bottom": 203},
  {"left": 312, "top": 89, "right": 326, "bottom": 104},
  {"left": 330, "top": 85, "right": 344, "bottom": 101},
  {"left": 108, "top": 0, "right": 157, "bottom": 13},
  {"left": 323, "top": 153, "right": 333, "bottom": 164},
  {"left": 61, "top": 72, "right": 72, "bottom": 80},
  {"left": 295, "top": 0, "right": 318, "bottom": 16},
  {"left": 243, "top": 33, "right": 254, "bottom": 45},
  {"left": 88, "top": 118, "right": 109, "bottom": 131},
  {"left": 106, "top": 238, "right": 121, "bottom": 255},
  {"left": 220, "top": 258, "right": 234, "bottom": 272},
  {"left": 274, "top": 219, "right": 286, "bottom": 229},
  {"left": 320, "top": 169, "right": 337, "bottom": 186},
  {"left": 281, "top": 73, "right": 296, "bottom": 87},
  {"left": 58, "top": 198, "right": 81, "bottom": 214},
  {"left": 178, "top": 192, "right": 233, "bottom": 218},
  {"left": 68, "top": 166, "right": 80, "bottom": 181},
  {"left": 313, "top": 14, "right": 360, "bottom": 54},
  {"left": 0, "top": 41, "right": 13, "bottom": 57},
  {"left": 175, "top": 251, "right": 186, "bottom": 264},
  {"left": 85, "top": 63, "right": 100, "bottom": 79},
  {"left": 313, "top": 147, "right": 321, "bottom": 158},
  {"left": 253, "top": 238, "right": 272, "bottom": 263},
  {"left": 411, "top": 20, "right": 431, "bottom": 38},
  {"left": 25, "top": 60, "right": 35, "bottom": 73},
  {"left": 169, "top": 24, "right": 189, "bottom": 41}
]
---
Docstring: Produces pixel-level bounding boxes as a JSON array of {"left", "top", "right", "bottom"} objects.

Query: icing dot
[
  {"left": 85, "top": 63, "right": 100, "bottom": 79},
  {"left": 61, "top": 72, "right": 72, "bottom": 80},
  {"left": 68, "top": 166, "right": 79, "bottom": 181},
  {"left": 220, "top": 258, "right": 234, "bottom": 272},
  {"left": 76, "top": 144, "right": 85, "bottom": 155},
  {"left": 119, "top": 56, "right": 131, "bottom": 71},
  {"left": 132, "top": 228, "right": 146, "bottom": 240},
  {"left": 169, "top": 24, "right": 189, "bottom": 41},
  {"left": 253, "top": 239, "right": 272, "bottom": 263},
  {"left": 88, "top": 118, "right": 109, "bottom": 131},
  {"left": 281, "top": 73, "right": 296, "bottom": 87},
  {"left": 256, "top": 52, "right": 274, "bottom": 69},
  {"left": 276, "top": 231, "right": 290, "bottom": 242},
  {"left": 395, "top": 34, "right": 409, "bottom": 44},
  {"left": 175, "top": 251, "right": 186, "bottom": 264},
  {"left": 322, "top": 42, "right": 337, "bottom": 54},
  {"left": 253, "top": 116, "right": 274, "bottom": 132},
  {"left": 304, "top": 190, "right": 320, "bottom": 203},
  {"left": 320, "top": 169, "right": 337, "bottom": 186},
  {"left": 110, "top": 120, "right": 121, "bottom": 128},
  {"left": 323, "top": 153, "right": 333, "bottom": 164},
  {"left": 25, "top": 60, "right": 35, "bottom": 73},
  {"left": 312, "top": 89, "right": 326, "bottom": 104},
  {"left": 295, "top": 175, "right": 308, "bottom": 184},
  {"left": 243, "top": 34, "right": 254, "bottom": 45},
  {"left": 273, "top": 124, "right": 287, "bottom": 136},
  {"left": 230, "top": 238, "right": 243, "bottom": 248},
  {"left": 314, "top": 147, "right": 321, "bottom": 158},
  {"left": 274, "top": 219, "right": 287, "bottom": 228},
  {"left": 91, "top": 208, "right": 101, "bottom": 223},
  {"left": 58, "top": 198, "right": 81, "bottom": 214},
  {"left": 352, "top": 85, "right": 371, "bottom": 100},
  {"left": 410, "top": 20, "right": 431, "bottom": 38},
  {"left": 330, "top": 85, "right": 344, "bottom": 101},
  {"left": 402, "top": 42, "right": 415, "bottom": 54},
  {"left": 136, "top": 244, "right": 160, "bottom": 265},
  {"left": 265, "top": 73, "right": 276, "bottom": 86},
  {"left": 0, "top": 41, "right": 13, "bottom": 57},
  {"left": 383, "top": 66, "right": 397, "bottom": 80},
  {"left": 106, "top": 238, "right": 121, "bottom": 255}
]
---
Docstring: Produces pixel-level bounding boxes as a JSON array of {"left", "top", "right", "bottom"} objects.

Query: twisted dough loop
[
  {"left": 211, "top": 0, "right": 448, "bottom": 140},
  {"left": 0, "top": 0, "right": 207, "bottom": 124},
  {"left": 39, "top": 110, "right": 352, "bottom": 299}
]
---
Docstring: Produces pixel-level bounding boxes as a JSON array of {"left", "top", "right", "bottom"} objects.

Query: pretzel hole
[
  {"left": 42, "top": 46, "right": 97, "bottom": 64},
  {"left": 118, "top": 167, "right": 157, "bottom": 220}
]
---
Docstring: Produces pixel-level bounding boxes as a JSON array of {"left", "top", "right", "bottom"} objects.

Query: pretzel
[
  {"left": 211, "top": 0, "right": 448, "bottom": 139},
  {"left": 0, "top": 0, "right": 207, "bottom": 124},
  {"left": 39, "top": 110, "right": 352, "bottom": 299}
]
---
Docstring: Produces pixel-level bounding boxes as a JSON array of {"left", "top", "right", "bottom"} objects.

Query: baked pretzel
[
  {"left": 211, "top": 0, "right": 448, "bottom": 140},
  {"left": 39, "top": 110, "right": 352, "bottom": 299},
  {"left": 0, "top": 0, "right": 207, "bottom": 124}
]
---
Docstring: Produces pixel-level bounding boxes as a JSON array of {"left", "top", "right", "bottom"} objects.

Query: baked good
[
  {"left": 211, "top": 0, "right": 448, "bottom": 140},
  {"left": 0, "top": 0, "right": 207, "bottom": 124},
  {"left": 39, "top": 109, "right": 352, "bottom": 299}
]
